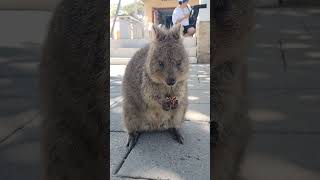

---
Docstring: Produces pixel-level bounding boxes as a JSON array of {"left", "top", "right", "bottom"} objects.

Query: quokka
[{"left": 122, "top": 25, "right": 189, "bottom": 148}]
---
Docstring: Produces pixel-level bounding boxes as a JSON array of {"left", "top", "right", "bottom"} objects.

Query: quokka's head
[{"left": 146, "top": 25, "right": 189, "bottom": 87}]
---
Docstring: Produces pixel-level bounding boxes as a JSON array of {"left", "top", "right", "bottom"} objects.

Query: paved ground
[
  {"left": 110, "top": 65, "right": 210, "bottom": 180},
  {"left": 0, "top": 11, "right": 48, "bottom": 180},
  {"left": 1, "top": 7, "right": 320, "bottom": 180},
  {"left": 242, "top": 8, "right": 320, "bottom": 180}
]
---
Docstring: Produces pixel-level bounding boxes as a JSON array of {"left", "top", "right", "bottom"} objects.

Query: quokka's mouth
[{"left": 163, "top": 80, "right": 177, "bottom": 88}]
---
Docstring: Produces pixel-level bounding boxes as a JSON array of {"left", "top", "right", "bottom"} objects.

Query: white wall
[
  {"left": 112, "top": 19, "right": 144, "bottom": 39},
  {"left": 198, "top": 0, "right": 210, "bottom": 21},
  {"left": 120, "top": 20, "right": 130, "bottom": 39}
]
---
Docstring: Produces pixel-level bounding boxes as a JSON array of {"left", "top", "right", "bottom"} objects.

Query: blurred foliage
[{"left": 110, "top": 0, "right": 144, "bottom": 20}]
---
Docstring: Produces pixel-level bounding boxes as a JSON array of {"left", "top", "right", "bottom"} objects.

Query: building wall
[
  {"left": 111, "top": 18, "right": 144, "bottom": 39},
  {"left": 196, "top": 21, "right": 210, "bottom": 63},
  {"left": 143, "top": 0, "right": 199, "bottom": 24},
  {"left": 198, "top": 0, "right": 209, "bottom": 21},
  {"left": 196, "top": 0, "right": 210, "bottom": 63},
  {"left": 119, "top": 20, "right": 130, "bottom": 39},
  {"left": 143, "top": 0, "right": 199, "bottom": 39}
]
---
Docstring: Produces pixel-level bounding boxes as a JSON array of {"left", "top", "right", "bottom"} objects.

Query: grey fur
[
  {"left": 122, "top": 25, "right": 189, "bottom": 137},
  {"left": 39, "top": 0, "right": 108, "bottom": 179},
  {"left": 212, "top": 0, "right": 255, "bottom": 179}
]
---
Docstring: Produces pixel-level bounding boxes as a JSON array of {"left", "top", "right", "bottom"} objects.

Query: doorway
[{"left": 153, "top": 8, "right": 175, "bottom": 29}]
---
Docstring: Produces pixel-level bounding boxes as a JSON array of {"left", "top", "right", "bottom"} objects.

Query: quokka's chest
[{"left": 142, "top": 106, "right": 182, "bottom": 130}]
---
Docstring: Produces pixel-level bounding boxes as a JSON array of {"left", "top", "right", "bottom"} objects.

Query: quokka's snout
[{"left": 166, "top": 77, "right": 176, "bottom": 86}]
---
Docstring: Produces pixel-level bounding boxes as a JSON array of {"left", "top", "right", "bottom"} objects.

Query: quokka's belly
[{"left": 140, "top": 108, "right": 183, "bottom": 131}]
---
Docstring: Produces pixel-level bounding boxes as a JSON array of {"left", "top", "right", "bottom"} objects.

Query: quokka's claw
[
  {"left": 126, "top": 132, "right": 141, "bottom": 150},
  {"left": 169, "top": 128, "right": 184, "bottom": 144}
]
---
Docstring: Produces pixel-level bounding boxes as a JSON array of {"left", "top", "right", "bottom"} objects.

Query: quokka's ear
[
  {"left": 152, "top": 24, "right": 166, "bottom": 41},
  {"left": 170, "top": 24, "right": 181, "bottom": 40}
]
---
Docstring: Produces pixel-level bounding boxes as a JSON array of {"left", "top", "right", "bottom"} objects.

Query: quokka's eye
[
  {"left": 159, "top": 61, "right": 164, "bottom": 69},
  {"left": 176, "top": 62, "right": 181, "bottom": 67}
]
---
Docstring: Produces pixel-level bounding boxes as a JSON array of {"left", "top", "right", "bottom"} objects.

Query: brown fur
[
  {"left": 39, "top": 0, "right": 108, "bottom": 179},
  {"left": 212, "top": 0, "right": 255, "bottom": 179},
  {"left": 122, "top": 25, "right": 189, "bottom": 134}
]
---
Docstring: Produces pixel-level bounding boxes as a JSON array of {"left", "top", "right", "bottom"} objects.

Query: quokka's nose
[{"left": 166, "top": 78, "right": 176, "bottom": 86}]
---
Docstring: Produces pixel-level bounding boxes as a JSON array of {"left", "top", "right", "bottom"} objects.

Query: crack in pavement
[
  {"left": 278, "top": 39, "right": 287, "bottom": 72},
  {"left": 115, "top": 175, "right": 170, "bottom": 180},
  {"left": 112, "top": 135, "right": 136, "bottom": 175},
  {"left": 301, "top": 19, "right": 311, "bottom": 34},
  {"left": 110, "top": 130, "right": 126, "bottom": 133},
  {"left": 110, "top": 100, "right": 121, "bottom": 108},
  {"left": 110, "top": 97, "right": 123, "bottom": 108},
  {"left": 0, "top": 111, "right": 40, "bottom": 144}
]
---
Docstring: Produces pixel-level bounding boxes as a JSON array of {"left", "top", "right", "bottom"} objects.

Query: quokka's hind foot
[
  {"left": 126, "top": 132, "right": 141, "bottom": 151},
  {"left": 169, "top": 128, "right": 184, "bottom": 144}
]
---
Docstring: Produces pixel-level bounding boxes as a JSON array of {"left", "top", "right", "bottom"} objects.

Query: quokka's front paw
[
  {"left": 162, "top": 98, "right": 171, "bottom": 111},
  {"left": 162, "top": 96, "right": 178, "bottom": 111},
  {"left": 169, "top": 96, "right": 178, "bottom": 110}
]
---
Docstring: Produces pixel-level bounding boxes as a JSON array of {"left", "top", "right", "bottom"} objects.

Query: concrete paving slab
[
  {"left": 241, "top": 134, "right": 320, "bottom": 180},
  {"left": 247, "top": 43, "right": 320, "bottom": 89},
  {"left": 110, "top": 76, "right": 123, "bottom": 86},
  {"left": 188, "top": 89, "right": 210, "bottom": 104},
  {"left": 0, "top": 109, "right": 38, "bottom": 142},
  {"left": 110, "top": 93, "right": 123, "bottom": 108},
  {"left": 0, "top": 114, "right": 41, "bottom": 180},
  {"left": 185, "top": 103, "right": 210, "bottom": 122},
  {"left": 0, "top": 96, "right": 38, "bottom": 115},
  {"left": 191, "top": 65, "right": 208, "bottom": 72},
  {"left": 0, "top": 96, "right": 39, "bottom": 141},
  {"left": 110, "top": 101, "right": 124, "bottom": 132},
  {"left": 270, "top": 39, "right": 320, "bottom": 89},
  {"left": 0, "top": 58, "right": 39, "bottom": 77},
  {"left": 247, "top": 44, "right": 287, "bottom": 90},
  {"left": 302, "top": 13, "right": 320, "bottom": 30},
  {"left": 188, "top": 81, "right": 209, "bottom": 90},
  {"left": 248, "top": 39, "right": 280, "bottom": 60},
  {"left": 110, "top": 132, "right": 130, "bottom": 175},
  {"left": 110, "top": 113, "right": 124, "bottom": 132},
  {"left": 110, "top": 84, "right": 121, "bottom": 93},
  {"left": 117, "top": 121, "right": 209, "bottom": 180},
  {"left": 308, "top": 28, "right": 320, "bottom": 41},
  {"left": 0, "top": 77, "right": 38, "bottom": 97},
  {"left": 250, "top": 89, "right": 320, "bottom": 133},
  {"left": 0, "top": 42, "right": 41, "bottom": 78}
]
